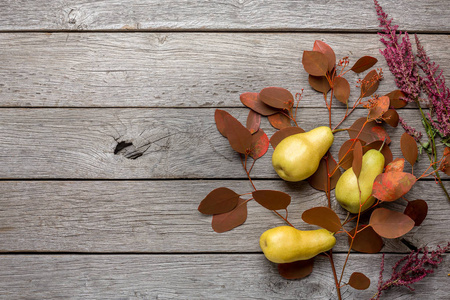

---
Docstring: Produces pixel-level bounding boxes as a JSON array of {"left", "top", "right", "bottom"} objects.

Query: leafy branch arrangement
[{"left": 197, "top": 4, "right": 450, "bottom": 299}]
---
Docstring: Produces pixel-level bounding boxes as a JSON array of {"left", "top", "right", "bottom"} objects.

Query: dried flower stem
[{"left": 371, "top": 244, "right": 450, "bottom": 299}]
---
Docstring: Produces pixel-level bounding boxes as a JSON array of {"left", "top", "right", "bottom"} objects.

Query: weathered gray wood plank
[
  {"left": 0, "top": 180, "right": 447, "bottom": 253},
  {"left": 0, "top": 108, "right": 447, "bottom": 179},
  {"left": 0, "top": 0, "right": 448, "bottom": 32},
  {"left": 0, "top": 253, "right": 448, "bottom": 299},
  {"left": 0, "top": 33, "right": 448, "bottom": 107}
]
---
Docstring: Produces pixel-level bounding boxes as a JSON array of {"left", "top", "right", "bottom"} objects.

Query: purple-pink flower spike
[
  {"left": 371, "top": 243, "right": 450, "bottom": 299},
  {"left": 415, "top": 35, "right": 450, "bottom": 137},
  {"left": 374, "top": 0, "right": 421, "bottom": 103}
]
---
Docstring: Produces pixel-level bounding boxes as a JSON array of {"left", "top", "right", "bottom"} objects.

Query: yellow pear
[
  {"left": 272, "top": 126, "right": 334, "bottom": 182},
  {"left": 259, "top": 226, "right": 336, "bottom": 264},
  {"left": 335, "top": 149, "right": 385, "bottom": 214}
]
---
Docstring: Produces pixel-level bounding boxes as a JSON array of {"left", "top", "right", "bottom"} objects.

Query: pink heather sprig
[
  {"left": 374, "top": 0, "right": 421, "bottom": 103},
  {"left": 399, "top": 116, "right": 422, "bottom": 141},
  {"left": 415, "top": 34, "right": 450, "bottom": 137},
  {"left": 372, "top": 243, "right": 450, "bottom": 300}
]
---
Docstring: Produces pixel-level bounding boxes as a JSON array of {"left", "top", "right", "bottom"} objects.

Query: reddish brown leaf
[
  {"left": 240, "top": 92, "right": 279, "bottom": 116},
  {"left": 360, "top": 70, "right": 380, "bottom": 98},
  {"left": 225, "top": 114, "right": 252, "bottom": 154},
  {"left": 246, "top": 109, "right": 261, "bottom": 134},
  {"left": 401, "top": 132, "right": 418, "bottom": 167},
  {"left": 302, "top": 207, "right": 342, "bottom": 232},
  {"left": 278, "top": 258, "right": 314, "bottom": 280},
  {"left": 382, "top": 109, "right": 400, "bottom": 127},
  {"left": 351, "top": 56, "right": 378, "bottom": 73},
  {"left": 302, "top": 51, "right": 328, "bottom": 76},
  {"left": 385, "top": 90, "right": 407, "bottom": 108},
  {"left": 363, "top": 141, "right": 393, "bottom": 167},
  {"left": 211, "top": 198, "right": 248, "bottom": 233},
  {"left": 268, "top": 112, "right": 291, "bottom": 129},
  {"left": 369, "top": 208, "right": 415, "bottom": 239},
  {"left": 259, "top": 87, "right": 294, "bottom": 110},
  {"left": 309, "top": 75, "right": 331, "bottom": 94},
  {"left": 372, "top": 172, "right": 417, "bottom": 202},
  {"left": 338, "top": 139, "right": 366, "bottom": 170},
  {"left": 334, "top": 77, "right": 350, "bottom": 104},
  {"left": 404, "top": 199, "right": 428, "bottom": 226},
  {"left": 313, "top": 40, "right": 336, "bottom": 72},
  {"left": 368, "top": 96, "right": 390, "bottom": 121},
  {"left": 352, "top": 140, "right": 363, "bottom": 178},
  {"left": 443, "top": 154, "right": 450, "bottom": 176},
  {"left": 348, "top": 272, "right": 371, "bottom": 290},
  {"left": 269, "top": 127, "right": 305, "bottom": 149},
  {"left": 385, "top": 158, "right": 405, "bottom": 173},
  {"left": 348, "top": 225, "right": 384, "bottom": 254},
  {"left": 214, "top": 109, "right": 232, "bottom": 137},
  {"left": 198, "top": 187, "right": 240, "bottom": 215},
  {"left": 348, "top": 118, "right": 391, "bottom": 145},
  {"left": 308, "top": 153, "right": 341, "bottom": 191},
  {"left": 252, "top": 190, "right": 291, "bottom": 210},
  {"left": 250, "top": 129, "right": 269, "bottom": 160}
]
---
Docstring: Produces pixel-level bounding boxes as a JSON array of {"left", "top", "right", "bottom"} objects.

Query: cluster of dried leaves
[{"left": 197, "top": 40, "right": 450, "bottom": 298}]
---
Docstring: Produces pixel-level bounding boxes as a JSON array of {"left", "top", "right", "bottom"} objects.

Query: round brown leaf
[
  {"left": 313, "top": 40, "right": 336, "bottom": 72},
  {"left": 385, "top": 90, "right": 407, "bottom": 108},
  {"left": 338, "top": 139, "right": 366, "bottom": 170},
  {"left": 385, "top": 158, "right": 405, "bottom": 173},
  {"left": 211, "top": 198, "right": 248, "bottom": 233},
  {"left": 369, "top": 208, "right": 415, "bottom": 239},
  {"left": 268, "top": 112, "right": 291, "bottom": 129},
  {"left": 348, "top": 272, "right": 371, "bottom": 290},
  {"left": 348, "top": 118, "right": 391, "bottom": 145},
  {"left": 224, "top": 114, "right": 252, "bottom": 154},
  {"left": 348, "top": 225, "right": 384, "bottom": 254},
  {"left": 352, "top": 140, "right": 363, "bottom": 178},
  {"left": 308, "top": 153, "right": 341, "bottom": 191},
  {"left": 246, "top": 109, "right": 261, "bottom": 134},
  {"left": 252, "top": 190, "right": 291, "bottom": 211},
  {"left": 368, "top": 96, "right": 390, "bottom": 121},
  {"left": 250, "top": 129, "right": 269, "bottom": 160},
  {"left": 382, "top": 109, "right": 400, "bottom": 127},
  {"left": 198, "top": 187, "right": 240, "bottom": 215},
  {"left": 442, "top": 153, "right": 450, "bottom": 176},
  {"left": 400, "top": 132, "right": 418, "bottom": 167},
  {"left": 309, "top": 75, "right": 331, "bottom": 94},
  {"left": 214, "top": 109, "right": 232, "bottom": 137},
  {"left": 278, "top": 258, "right": 314, "bottom": 280},
  {"left": 372, "top": 172, "right": 417, "bottom": 202},
  {"left": 269, "top": 126, "right": 305, "bottom": 149},
  {"left": 350, "top": 56, "right": 378, "bottom": 73},
  {"left": 302, "top": 51, "right": 328, "bottom": 76},
  {"left": 360, "top": 70, "right": 380, "bottom": 98},
  {"left": 334, "top": 77, "right": 351, "bottom": 104},
  {"left": 259, "top": 87, "right": 294, "bottom": 110},
  {"left": 302, "top": 207, "right": 342, "bottom": 232},
  {"left": 240, "top": 92, "right": 279, "bottom": 116},
  {"left": 404, "top": 199, "right": 428, "bottom": 226}
]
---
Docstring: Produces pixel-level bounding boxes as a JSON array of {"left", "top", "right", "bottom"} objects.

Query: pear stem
[{"left": 378, "top": 138, "right": 387, "bottom": 152}]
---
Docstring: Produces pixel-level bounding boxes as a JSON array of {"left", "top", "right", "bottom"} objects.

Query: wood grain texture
[
  {"left": 0, "top": 180, "right": 447, "bottom": 253},
  {"left": 0, "top": 253, "right": 448, "bottom": 299},
  {"left": 0, "top": 107, "right": 448, "bottom": 179},
  {"left": 0, "top": 33, "right": 448, "bottom": 107},
  {"left": 0, "top": 0, "right": 448, "bottom": 32}
]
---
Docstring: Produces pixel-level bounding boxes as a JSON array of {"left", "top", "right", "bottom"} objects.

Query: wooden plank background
[{"left": 0, "top": 0, "right": 449, "bottom": 299}]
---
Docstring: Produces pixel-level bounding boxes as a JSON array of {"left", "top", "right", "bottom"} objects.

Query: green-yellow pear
[
  {"left": 259, "top": 226, "right": 336, "bottom": 263},
  {"left": 272, "top": 126, "right": 334, "bottom": 182},
  {"left": 335, "top": 149, "right": 385, "bottom": 214}
]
